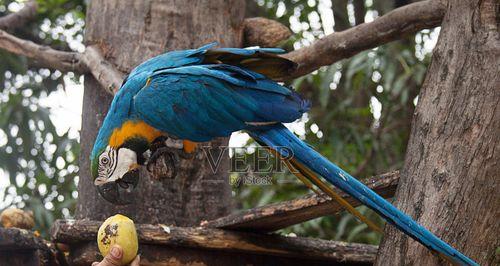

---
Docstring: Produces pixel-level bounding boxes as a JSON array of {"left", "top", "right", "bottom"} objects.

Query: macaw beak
[{"left": 96, "top": 168, "right": 140, "bottom": 205}]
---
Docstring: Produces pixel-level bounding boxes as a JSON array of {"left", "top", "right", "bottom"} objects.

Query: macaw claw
[{"left": 146, "top": 147, "right": 179, "bottom": 179}]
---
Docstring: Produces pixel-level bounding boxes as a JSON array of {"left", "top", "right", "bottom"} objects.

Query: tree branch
[
  {"left": 283, "top": 0, "right": 446, "bottom": 78},
  {"left": 51, "top": 219, "right": 378, "bottom": 263},
  {"left": 0, "top": 0, "right": 37, "bottom": 32},
  {"left": 0, "top": 0, "right": 123, "bottom": 93},
  {"left": 0, "top": 29, "right": 87, "bottom": 72},
  {"left": 205, "top": 171, "right": 399, "bottom": 232},
  {"left": 0, "top": 28, "right": 124, "bottom": 93},
  {"left": 81, "top": 46, "right": 124, "bottom": 94}
]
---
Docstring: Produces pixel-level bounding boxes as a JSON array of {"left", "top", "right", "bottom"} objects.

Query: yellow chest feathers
[{"left": 109, "top": 121, "right": 163, "bottom": 148}]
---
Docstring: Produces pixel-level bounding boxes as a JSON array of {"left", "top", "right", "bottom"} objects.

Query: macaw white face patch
[{"left": 94, "top": 146, "right": 137, "bottom": 186}]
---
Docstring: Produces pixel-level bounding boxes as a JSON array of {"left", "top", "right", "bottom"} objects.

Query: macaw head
[{"left": 91, "top": 145, "right": 140, "bottom": 205}]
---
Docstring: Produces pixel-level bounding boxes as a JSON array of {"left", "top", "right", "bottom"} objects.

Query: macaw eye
[{"left": 100, "top": 157, "right": 109, "bottom": 165}]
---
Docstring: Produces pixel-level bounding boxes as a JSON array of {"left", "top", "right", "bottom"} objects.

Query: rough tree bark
[
  {"left": 376, "top": 0, "right": 499, "bottom": 265},
  {"left": 75, "top": 0, "right": 245, "bottom": 226}
]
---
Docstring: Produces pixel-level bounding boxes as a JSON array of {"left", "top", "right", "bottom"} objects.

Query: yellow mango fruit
[{"left": 97, "top": 214, "right": 138, "bottom": 265}]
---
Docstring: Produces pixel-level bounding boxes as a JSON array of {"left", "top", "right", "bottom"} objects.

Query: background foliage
[
  {"left": 0, "top": 0, "right": 85, "bottom": 237},
  {"left": 0, "top": 0, "right": 437, "bottom": 243}
]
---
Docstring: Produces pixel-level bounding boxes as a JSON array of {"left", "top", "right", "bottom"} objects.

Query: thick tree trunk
[
  {"left": 376, "top": 0, "right": 499, "bottom": 265},
  {"left": 75, "top": 0, "right": 245, "bottom": 226}
]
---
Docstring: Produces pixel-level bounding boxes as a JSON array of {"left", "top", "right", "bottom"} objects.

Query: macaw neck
[{"left": 109, "top": 120, "right": 162, "bottom": 150}]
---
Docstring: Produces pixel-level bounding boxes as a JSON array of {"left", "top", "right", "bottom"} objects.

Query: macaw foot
[
  {"left": 146, "top": 146, "right": 179, "bottom": 179},
  {"left": 146, "top": 136, "right": 196, "bottom": 179}
]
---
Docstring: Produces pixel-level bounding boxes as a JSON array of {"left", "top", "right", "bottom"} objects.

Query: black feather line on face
[
  {"left": 108, "top": 149, "right": 118, "bottom": 176},
  {"left": 119, "top": 136, "right": 151, "bottom": 165}
]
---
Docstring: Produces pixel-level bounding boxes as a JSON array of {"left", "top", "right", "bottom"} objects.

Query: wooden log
[
  {"left": 68, "top": 242, "right": 372, "bottom": 266},
  {"left": 205, "top": 171, "right": 399, "bottom": 232},
  {"left": 51, "top": 219, "right": 377, "bottom": 265},
  {"left": 0, "top": 227, "right": 66, "bottom": 266}
]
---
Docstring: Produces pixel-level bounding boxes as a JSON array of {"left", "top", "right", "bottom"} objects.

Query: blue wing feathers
[
  {"left": 152, "top": 65, "right": 292, "bottom": 96},
  {"left": 133, "top": 64, "right": 308, "bottom": 141}
]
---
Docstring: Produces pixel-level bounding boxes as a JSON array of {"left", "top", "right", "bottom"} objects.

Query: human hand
[{"left": 91, "top": 245, "right": 140, "bottom": 266}]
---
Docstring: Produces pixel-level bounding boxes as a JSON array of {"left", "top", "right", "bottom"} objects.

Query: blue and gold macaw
[{"left": 91, "top": 43, "right": 476, "bottom": 265}]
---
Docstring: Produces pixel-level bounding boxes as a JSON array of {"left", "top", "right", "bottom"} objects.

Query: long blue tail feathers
[{"left": 249, "top": 124, "right": 477, "bottom": 266}]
